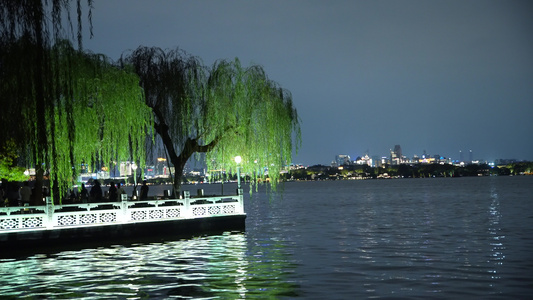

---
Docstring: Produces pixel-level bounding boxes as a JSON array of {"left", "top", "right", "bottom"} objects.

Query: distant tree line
[
  {"left": 151, "top": 161, "right": 532, "bottom": 186},
  {"left": 286, "top": 162, "right": 533, "bottom": 181}
]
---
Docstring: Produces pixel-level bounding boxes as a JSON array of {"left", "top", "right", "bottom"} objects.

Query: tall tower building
[
  {"left": 391, "top": 145, "right": 402, "bottom": 165},
  {"left": 460, "top": 150, "right": 463, "bottom": 162},
  {"left": 394, "top": 145, "right": 402, "bottom": 159},
  {"left": 335, "top": 155, "right": 351, "bottom": 166},
  {"left": 469, "top": 150, "right": 473, "bottom": 162}
]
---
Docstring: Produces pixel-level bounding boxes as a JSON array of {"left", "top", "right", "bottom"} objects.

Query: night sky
[{"left": 83, "top": 0, "right": 533, "bottom": 165}]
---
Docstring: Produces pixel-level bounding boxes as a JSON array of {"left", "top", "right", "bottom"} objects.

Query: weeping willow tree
[
  {"left": 48, "top": 41, "right": 152, "bottom": 200},
  {"left": 1, "top": 38, "right": 152, "bottom": 202},
  {"left": 202, "top": 59, "right": 301, "bottom": 191},
  {"left": 124, "top": 47, "right": 301, "bottom": 194},
  {"left": 0, "top": 1, "right": 152, "bottom": 202}
]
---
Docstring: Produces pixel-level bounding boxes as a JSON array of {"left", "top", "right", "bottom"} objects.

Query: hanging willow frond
[
  {"left": 203, "top": 58, "right": 301, "bottom": 191},
  {"left": 0, "top": 0, "right": 101, "bottom": 202},
  {"left": 49, "top": 41, "right": 152, "bottom": 199}
]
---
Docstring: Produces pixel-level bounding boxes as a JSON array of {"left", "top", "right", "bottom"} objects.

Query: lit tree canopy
[
  {"left": 203, "top": 59, "right": 301, "bottom": 190},
  {"left": 49, "top": 42, "right": 152, "bottom": 194},
  {"left": 0, "top": 0, "right": 93, "bottom": 160},
  {"left": 0, "top": 140, "right": 29, "bottom": 182},
  {"left": 0, "top": 39, "right": 152, "bottom": 200},
  {"left": 0, "top": 0, "right": 152, "bottom": 201},
  {"left": 124, "top": 47, "right": 301, "bottom": 193}
]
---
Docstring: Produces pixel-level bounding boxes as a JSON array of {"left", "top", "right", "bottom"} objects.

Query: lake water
[{"left": 1, "top": 176, "right": 532, "bottom": 299}]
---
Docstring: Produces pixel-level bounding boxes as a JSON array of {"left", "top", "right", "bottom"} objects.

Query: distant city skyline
[{"left": 317, "top": 145, "right": 527, "bottom": 167}]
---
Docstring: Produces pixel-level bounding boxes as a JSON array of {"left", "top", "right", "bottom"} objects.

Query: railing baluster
[
  {"left": 183, "top": 191, "right": 191, "bottom": 218},
  {"left": 45, "top": 197, "right": 53, "bottom": 229}
]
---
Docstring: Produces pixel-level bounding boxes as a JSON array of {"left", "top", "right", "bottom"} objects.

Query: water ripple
[{"left": 1, "top": 177, "right": 532, "bottom": 298}]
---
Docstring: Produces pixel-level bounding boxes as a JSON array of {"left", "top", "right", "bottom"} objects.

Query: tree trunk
[
  {"left": 153, "top": 119, "right": 183, "bottom": 197},
  {"left": 172, "top": 159, "right": 187, "bottom": 197},
  {"left": 33, "top": 167, "right": 44, "bottom": 205},
  {"left": 153, "top": 108, "right": 221, "bottom": 199}
]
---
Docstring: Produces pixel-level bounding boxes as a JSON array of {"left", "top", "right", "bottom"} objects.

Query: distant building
[
  {"left": 459, "top": 149, "right": 473, "bottom": 164},
  {"left": 433, "top": 155, "right": 450, "bottom": 165},
  {"left": 371, "top": 156, "right": 380, "bottom": 167},
  {"left": 394, "top": 145, "right": 402, "bottom": 159},
  {"left": 355, "top": 154, "right": 373, "bottom": 167},
  {"left": 379, "top": 156, "right": 390, "bottom": 166},
  {"left": 419, "top": 156, "right": 435, "bottom": 164},
  {"left": 289, "top": 163, "right": 305, "bottom": 170},
  {"left": 391, "top": 145, "right": 402, "bottom": 165},
  {"left": 495, "top": 159, "right": 518, "bottom": 165},
  {"left": 335, "top": 155, "right": 351, "bottom": 166}
]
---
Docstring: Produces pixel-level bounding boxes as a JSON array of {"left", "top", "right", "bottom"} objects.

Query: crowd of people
[
  {"left": 1, "top": 179, "right": 150, "bottom": 206},
  {"left": 0, "top": 181, "right": 49, "bottom": 207}
]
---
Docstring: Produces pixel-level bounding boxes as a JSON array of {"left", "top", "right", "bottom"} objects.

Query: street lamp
[
  {"left": 235, "top": 156, "right": 242, "bottom": 192},
  {"left": 132, "top": 163, "right": 138, "bottom": 199}
]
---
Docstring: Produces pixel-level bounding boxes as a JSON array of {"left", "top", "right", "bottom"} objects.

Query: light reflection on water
[
  {"left": 271, "top": 177, "right": 533, "bottom": 299},
  {"left": 1, "top": 176, "right": 532, "bottom": 299},
  {"left": 0, "top": 232, "right": 299, "bottom": 299},
  {"left": 488, "top": 183, "right": 504, "bottom": 283}
]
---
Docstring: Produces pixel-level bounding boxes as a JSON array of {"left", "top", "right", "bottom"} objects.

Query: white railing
[{"left": 0, "top": 190, "right": 244, "bottom": 233}]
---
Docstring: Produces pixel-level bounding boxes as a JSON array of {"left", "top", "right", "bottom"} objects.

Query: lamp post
[
  {"left": 234, "top": 155, "right": 242, "bottom": 192},
  {"left": 132, "top": 163, "right": 138, "bottom": 199}
]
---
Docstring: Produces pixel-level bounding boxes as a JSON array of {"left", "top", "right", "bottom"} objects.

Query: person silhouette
[
  {"left": 140, "top": 180, "right": 149, "bottom": 200},
  {"left": 90, "top": 180, "right": 103, "bottom": 202},
  {"left": 108, "top": 181, "right": 118, "bottom": 202},
  {"left": 117, "top": 182, "right": 127, "bottom": 200},
  {"left": 80, "top": 183, "right": 89, "bottom": 203},
  {"left": 20, "top": 181, "right": 32, "bottom": 206}
]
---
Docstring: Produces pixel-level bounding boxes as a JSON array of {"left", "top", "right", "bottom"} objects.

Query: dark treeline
[
  {"left": 177, "top": 162, "right": 533, "bottom": 185},
  {"left": 287, "top": 162, "right": 533, "bottom": 181}
]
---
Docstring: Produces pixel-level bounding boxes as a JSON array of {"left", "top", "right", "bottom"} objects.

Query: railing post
[
  {"left": 120, "top": 193, "right": 128, "bottom": 222},
  {"left": 183, "top": 191, "right": 191, "bottom": 218},
  {"left": 237, "top": 188, "right": 244, "bottom": 214},
  {"left": 45, "top": 197, "right": 54, "bottom": 228}
]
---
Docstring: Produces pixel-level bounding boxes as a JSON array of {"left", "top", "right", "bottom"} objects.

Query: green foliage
[
  {"left": 0, "top": 39, "right": 152, "bottom": 201},
  {"left": 0, "top": 0, "right": 109, "bottom": 202},
  {"left": 0, "top": 140, "right": 29, "bottom": 182},
  {"left": 202, "top": 59, "right": 301, "bottom": 191},
  {"left": 47, "top": 42, "right": 152, "bottom": 198}
]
